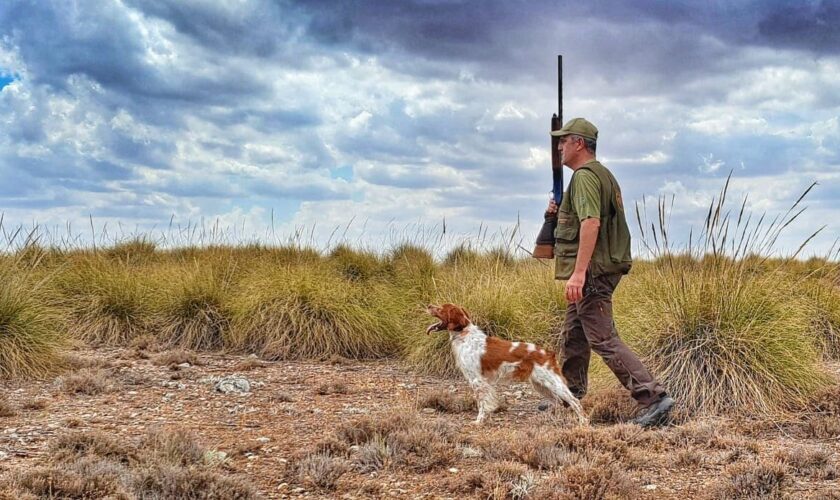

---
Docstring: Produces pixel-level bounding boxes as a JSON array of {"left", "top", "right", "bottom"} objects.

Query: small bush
[
  {"left": 141, "top": 427, "right": 205, "bottom": 467},
  {"left": 708, "top": 458, "right": 787, "bottom": 499},
  {"left": 584, "top": 388, "right": 638, "bottom": 424},
  {"left": 295, "top": 452, "right": 350, "bottom": 490},
  {"left": 152, "top": 349, "right": 200, "bottom": 367},
  {"left": 804, "top": 415, "right": 840, "bottom": 439},
  {"left": 531, "top": 459, "right": 635, "bottom": 500},
  {"left": 50, "top": 430, "right": 137, "bottom": 465},
  {"left": 21, "top": 399, "right": 48, "bottom": 411},
  {"left": 56, "top": 368, "right": 114, "bottom": 395},
  {"left": 354, "top": 435, "right": 391, "bottom": 472},
  {"left": 132, "top": 465, "right": 259, "bottom": 499},
  {"left": 12, "top": 459, "right": 133, "bottom": 500},
  {"left": 775, "top": 446, "right": 837, "bottom": 480}
]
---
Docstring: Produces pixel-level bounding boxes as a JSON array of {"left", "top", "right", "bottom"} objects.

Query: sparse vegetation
[
  {"left": 10, "top": 428, "right": 259, "bottom": 499},
  {"left": 56, "top": 368, "right": 114, "bottom": 395}
]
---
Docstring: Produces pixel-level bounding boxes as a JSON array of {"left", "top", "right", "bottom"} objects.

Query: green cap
[{"left": 550, "top": 117, "right": 598, "bottom": 141}]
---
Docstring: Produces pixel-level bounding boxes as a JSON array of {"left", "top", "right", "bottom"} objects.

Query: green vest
[{"left": 554, "top": 160, "right": 632, "bottom": 279}]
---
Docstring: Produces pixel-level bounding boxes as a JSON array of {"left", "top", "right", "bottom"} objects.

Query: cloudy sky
[{"left": 1, "top": 0, "right": 838, "bottom": 256}]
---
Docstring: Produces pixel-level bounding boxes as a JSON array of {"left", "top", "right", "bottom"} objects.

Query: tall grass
[
  {"left": 0, "top": 261, "right": 66, "bottom": 378},
  {"left": 625, "top": 175, "right": 834, "bottom": 415},
  {"left": 229, "top": 257, "right": 403, "bottom": 360},
  {"left": 155, "top": 261, "right": 237, "bottom": 350},
  {"left": 58, "top": 257, "right": 155, "bottom": 345}
]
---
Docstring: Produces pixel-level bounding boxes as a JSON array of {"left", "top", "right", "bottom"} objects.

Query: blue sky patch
[{"left": 0, "top": 74, "right": 16, "bottom": 90}]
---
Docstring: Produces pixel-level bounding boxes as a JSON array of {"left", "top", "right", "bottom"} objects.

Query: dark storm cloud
[{"left": 1, "top": 1, "right": 270, "bottom": 104}]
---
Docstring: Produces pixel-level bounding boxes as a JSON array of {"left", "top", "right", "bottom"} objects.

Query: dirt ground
[{"left": 1, "top": 347, "right": 838, "bottom": 499}]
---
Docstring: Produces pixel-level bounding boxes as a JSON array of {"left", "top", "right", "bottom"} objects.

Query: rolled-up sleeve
[{"left": 572, "top": 170, "right": 601, "bottom": 221}]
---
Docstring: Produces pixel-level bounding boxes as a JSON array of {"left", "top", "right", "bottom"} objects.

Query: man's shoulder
[{"left": 572, "top": 166, "right": 601, "bottom": 187}]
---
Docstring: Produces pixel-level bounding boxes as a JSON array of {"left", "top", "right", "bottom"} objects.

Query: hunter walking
[{"left": 545, "top": 117, "right": 674, "bottom": 427}]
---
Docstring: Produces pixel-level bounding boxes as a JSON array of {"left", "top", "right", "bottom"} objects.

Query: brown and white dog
[{"left": 426, "top": 303, "right": 587, "bottom": 425}]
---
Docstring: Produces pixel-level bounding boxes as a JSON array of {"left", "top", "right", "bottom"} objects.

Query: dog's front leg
[{"left": 471, "top": 382, "right": 497, "bottom": 425}]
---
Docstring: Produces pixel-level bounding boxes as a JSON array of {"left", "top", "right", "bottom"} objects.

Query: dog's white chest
[{"left": 450, "top": 328, "right": 486, "bottom": 380}]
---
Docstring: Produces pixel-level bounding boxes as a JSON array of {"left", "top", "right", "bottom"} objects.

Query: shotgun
[{"left": 533, "top": 55, "right": 563, "bottom": 259}]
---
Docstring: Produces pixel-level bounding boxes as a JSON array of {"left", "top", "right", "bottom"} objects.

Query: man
[{"left": 542, "top": 117, "right": 674, "bottom": 427}]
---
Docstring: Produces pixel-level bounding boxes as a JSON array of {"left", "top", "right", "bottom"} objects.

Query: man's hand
[
  {"left": 546, "top": 199, "right": 558, "bottom": 215},
  {"left": 565, "top": 270, "right": 586, "bottom": 303}
]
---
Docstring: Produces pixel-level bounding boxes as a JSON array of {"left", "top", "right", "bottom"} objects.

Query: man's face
[{"left": 558, "top": 135, "right": 581, "bottom": 166}]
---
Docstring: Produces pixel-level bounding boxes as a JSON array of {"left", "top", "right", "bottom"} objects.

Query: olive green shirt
[{"left": 571, "top": 164, "right": 601, "bottom": 221}]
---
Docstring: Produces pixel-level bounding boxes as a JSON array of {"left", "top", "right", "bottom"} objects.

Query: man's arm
[
  {"left": 574, "top": 218, "right": 600, "bottom": 275},
  {"left": 564, "top": 218, "right": 599, "bottom": 303}
]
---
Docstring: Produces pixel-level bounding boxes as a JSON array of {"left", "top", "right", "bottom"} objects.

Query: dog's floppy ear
[{"left": 446, "top": 304, "right": 471, "bottom": 331}]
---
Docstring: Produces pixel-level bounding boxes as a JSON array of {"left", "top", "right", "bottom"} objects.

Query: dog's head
[{"left": 426, "top": 303, "right": 471, "bottom": 333}]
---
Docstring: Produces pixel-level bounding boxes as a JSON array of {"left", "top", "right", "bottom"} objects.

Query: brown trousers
[{"left": 561, "top": 272, "right": 666, "bottom": 407}]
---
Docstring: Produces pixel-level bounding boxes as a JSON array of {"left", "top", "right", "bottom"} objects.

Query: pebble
[
  {"left": 644, "top": 484, "right": 657, "bottom": 491},
  {"left": 256, "top": 437, "right": 270, "bottom": 443},
  {"left": 448, "top": 467, "right": 459, "bottom": 473}
]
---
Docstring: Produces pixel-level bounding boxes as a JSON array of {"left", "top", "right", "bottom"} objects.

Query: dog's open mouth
[{"left": 426, "top": 321, "right": 444, "bottom": 334}]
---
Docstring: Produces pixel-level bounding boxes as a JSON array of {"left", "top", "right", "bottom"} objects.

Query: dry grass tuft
[
  {"left": 152, "top": 348, "right": 200, "bottom": 367},
  {"left": 331, "top": 412, "right": 456, "bottom": 474},
  {"left": 708, "top": 458, "right": 787, "bottom": 499},
  {"left": 12, "top": 459, "right": 133, "bottom": 500},
  {"left": 418, "top": 390, "right": 476, "bottom": 413},
  {"left": 809, "top": 383, "right": 840, "bottom": 415},
  {"left": 155, "top": 262, "right": 235, "bottom": 350},
  {"left": 140, "top": 427, "right": 205, "bottom": 467},
  {"left": 803, "top": 415, "right": 840, "bottom": 439},
  {"left": 0, "top": 263, "right": 67, "bottom": 378},
  {"left": 131, "top": 464, "right": 259, "bottom": 499},
  {"left": 233, "top": 356, "right": 265, "bottom": 371},
  {"left": 21, "top": 398, "right": 48, "bottom": 411},
  {"left": 584, "top": 388, "right": 638, "bottom": 424},
  {"left": 625, "top": 180, "right": 833, "bottom": 417},
  {"left": 50, "top": 430, "right": 137, "bottom": 465},
  {"left": 774, "top": 446, "right": 837, "bottom": 480},
  {"left": 294, "top": 452, "right": 351, "bottom": 490},
  {"left": 315, "top": 381, "right": 349, "bottom": 395},
  {"left": 532, "top": 459, "right": 635, "bottom": 500},
  {"left": 354, "top": 435, "right": 391, "bottom": 473},
  {"left": 56, "top": 368, "right": 115, "bottom": 395},
  {"left": 0, "top": 397, "right": 17, "bottom": 417},
  {"left": 60, "top": 258, "right": 155, "bottom": 345},
  {"left": 229, "top": 262, "right": 401, "bottom": 360},
  {"left": 12, "top": 427, "right": 258, "bottom": 500}
]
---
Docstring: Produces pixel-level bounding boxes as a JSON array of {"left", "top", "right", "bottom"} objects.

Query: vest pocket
[{"left": 554, "top": 213, "right": 579, "bottom": 280}]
